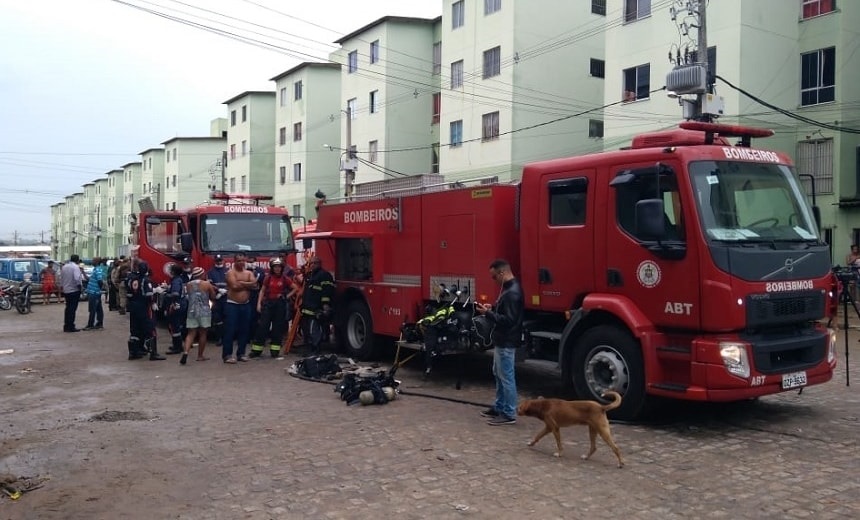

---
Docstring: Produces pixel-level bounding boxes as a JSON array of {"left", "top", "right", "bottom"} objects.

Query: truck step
[{"left": 529, "top": 331, "right": 562, "bottom": 341}]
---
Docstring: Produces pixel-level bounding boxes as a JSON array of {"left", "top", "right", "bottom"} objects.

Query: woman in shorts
[{"left": 181, "top": 267, "right": 216, "bottom": 365}]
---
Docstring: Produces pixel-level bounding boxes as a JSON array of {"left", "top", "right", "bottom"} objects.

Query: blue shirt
[{"left": 86, "top": 265, "right": 107, "bottom": 296}]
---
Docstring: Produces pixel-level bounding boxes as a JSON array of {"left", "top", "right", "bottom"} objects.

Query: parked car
[{"left": 0, "top": 257, "right": 53, "bottom": 283}]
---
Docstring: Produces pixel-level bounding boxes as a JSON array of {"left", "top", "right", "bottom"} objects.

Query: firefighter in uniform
[
  {"left": 165, "top": 263, "right": 188, "bottom": 355},
  {"left": 207, "top": 254, "right": 229, "bottom": 344},
  {"left": 300, "top": 256, "right": 335, "bottom": 355},
  {"left": 126, "top": 261, "right": 166, "bottom": 361},
  {"left": 250, "top": 258, "right": 296, "bottom": 358}
]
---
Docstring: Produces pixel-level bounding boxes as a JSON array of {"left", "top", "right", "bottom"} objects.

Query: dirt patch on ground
[{"left": 88, "top": 410, "right": 150, "bottom": 422}]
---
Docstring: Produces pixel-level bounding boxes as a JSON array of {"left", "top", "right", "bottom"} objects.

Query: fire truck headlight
[
  {"left": 827, "top": 328, "right": 837, "bottom": 364},
  {"left": 719, "top": 342, "right": 750, "bottom": 378}
]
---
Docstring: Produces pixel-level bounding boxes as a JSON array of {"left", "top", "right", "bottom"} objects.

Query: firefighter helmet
[
  {"left": 137, "top": 261, "right": 149, "bottom": 275},
  {"left": 269, "top": 258, "right": 284, "bottom": 270}
]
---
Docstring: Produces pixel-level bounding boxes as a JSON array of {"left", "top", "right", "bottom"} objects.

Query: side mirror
[
  {"left": 635, "top": 199, "right": 666, "bottom": 239},
  {"left": 812, "top": 205, "right": 821, "bottom": 233},
  {"left": 180, "top": 232, "right": 193, "bottom": 253},
  {"left": 145, "top": 216, "right": 161, "bottom": 225}
]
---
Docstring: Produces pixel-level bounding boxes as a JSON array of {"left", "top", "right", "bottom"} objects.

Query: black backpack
[{"left": 297, "top": 354, "right": 341, "bottom": 379}]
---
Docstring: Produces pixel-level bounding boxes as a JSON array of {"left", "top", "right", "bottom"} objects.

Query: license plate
[{"left": 781, "top": 371, "right": 807, "bottom": 389}]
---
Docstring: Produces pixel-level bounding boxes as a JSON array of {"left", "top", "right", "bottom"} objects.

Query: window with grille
[
  {"left": 450, "top": 120, "right": 463, "bottom": 147},
  {"left": 451, "top": 60, "right": 464, "bottom": 89},
  {"left": 370, "top": 90, "right": 378, "bottom": 114},
  {"left": 370, "top": 40, "right": 379, "bottom": 64},
  {"left": 624, "top": 0, "right": 651, "bottom": 22},
  {"left": 240, "top": 175, "right": 246, "bottom": 192},
  {"left": 796, "top": 139, "right": 833, "bottom": 194},
  {"left": 483, "top": 46, "right": 501, "bottom": 79},
  {"left": 369, "top": 140, "right": 378, "bottom": 163},
  {"left": 348, "top": 51, "right": 358, "bottom": 73},
  {"left": 432, "top": 42, "right": 442, "bottom": 75},
  {"left": 452, "top": 1, "right": 465, "bottom": 29},
  {"left": 590, "top": 58, "right": 605, "bottom": 78},
  {"left": 293, "top": 163, "right": 302, "bottom": 182},
  {"left": 592, "top": 0, "right": 607, "bottom": 15},
  {"left": 802, "top": 0, "right": 836, "bottom": 19},
  {"left": 431, "top": 143, "right": 440, "bottom": 174},
  {"left": 484, "top": 0, "right": 501, "bottom": 15},
  {"left": 241, "top": 105, "right": 247, "bottom": 122},
  {"left": 279, "top": 127, "right": 286, "bottom": 145},
  {"left": 293, "top": 122, "right": 302, "bottom": 141},
  {"left": 482, "top": 112, "right": 499, "bottom": 141},
  {"left": 622, "top": 63, "right": 650, "bottom": 101},
  {"left": 279, "top": 166, "right": 286, "bottom": 185},
  {"left": 432, "top": 93, "right": 441, "bottom": 124},
  {"left": 588, "top": 119, "right": 604, "bottom": 138},
  {"left": 294, "top": 80, "right": 303, "bottom": 100},
  {"left": 230, "top": 110, "right": 236, "bottom": 126},
  {"left": 801, "top": 47, "right": 835, "bottom": 106}
]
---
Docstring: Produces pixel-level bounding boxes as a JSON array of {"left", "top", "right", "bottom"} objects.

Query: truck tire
[
  {"left": 342, "top": 300, "right": 375, "bottom": 360},
  {"left": 571, "top": 325, "right": 648, "bottom": 421}
]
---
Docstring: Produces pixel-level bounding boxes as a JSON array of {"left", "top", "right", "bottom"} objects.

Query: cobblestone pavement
[{"left": 1, "top": 304, "right": 859, "bottom": 520}]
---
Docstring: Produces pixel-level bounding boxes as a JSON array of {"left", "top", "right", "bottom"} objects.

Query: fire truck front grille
[{"left": 745, "top": 290, "right": 824, "bottom": 328}]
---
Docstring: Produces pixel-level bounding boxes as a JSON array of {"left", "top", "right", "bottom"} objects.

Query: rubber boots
[{"left": 147, "top": 337, "right": 166, "bottom": 361}]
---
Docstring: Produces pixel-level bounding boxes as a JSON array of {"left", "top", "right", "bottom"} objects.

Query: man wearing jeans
[
  {"left": 221, "top": 252, "right": 258, "bottom": 363},
  {"left": 476, "top": 258, "right": 524, "bottom": 425},
  {"left": 61, "top": 254, "right": 84, "bottom": 332}
]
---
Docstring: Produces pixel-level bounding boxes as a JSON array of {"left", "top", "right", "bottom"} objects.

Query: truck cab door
[
  {"left": 607, "top": 162, "right": 700, "bottom": 329},
  {"left": 536, "top": 173, "right": 594, "bottom": 313}
]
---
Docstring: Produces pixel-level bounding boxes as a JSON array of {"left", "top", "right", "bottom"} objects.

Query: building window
[
  {"left": 241, "top": 105, "right": 247, "bottom": 122},
  {"left": 484, "top": 0, "right": 501, "bottom": 15},
  {"left": 240, "top": 175, "right": 246, "bottom": 192},
  {"left": 588, "top": 119, "right": 604, "bottom": 138},
  {"left": 292, "top": 204, "right": 302, "bottom": 218},
  {"left": 280, "top": 87, "right": 287, "bottom": 107},
  {"left": 166, "top": 152, "right": 170, "bottom": 163},
  {"left": 796, "top": 139, "right": 833, "bottom": 194},
  {"left": 294, "top": 80, "right": 303, "bottom": 100},
  {"left": 172, "top": 175, "right": 177, "bottom": 187},
  {"left": 432, "top": 42, "right": 442, "bottom": 75},
  {"left": 624, "top": 0, "right": 651, "bottom": 22},
  {"left": 451, "top": 60, "right": 464, "bottom": 89},
  {"left": 450, "top": 120, "right": 463, "bottom": 147},
  {"left": 801, "top": 47, "right": 835, "bottom": 106},
  {"left": 229, "top": 178, "right": 236, "bottom": 192},
  {"left": 293, "top": 122, "right": 302, "bottom": 141},
  {"left": 369, "top": 140, "right": 378, "bottom": 163},
  {"left": 590, "top": 58, "right": 605, "bottom": 78},
  {"left": 452, "top": 1, "right": 465, "bottom": 29},
  {"left": 230, "top": 110, "right": 236, "bottom": 126},
  {"left": 279, "top": 127, "right": 287, "bottom": 145},
  {"left": 241, "top": 140, "right": 247, "bottom": 156},
  {"left": 370, "top": 40, "right": 379, "bottom": 64},
  {"left": 431, "top": 143, "right": 440, "bottom": 174},
  {"left": 802, "top": 0, "right": 836, "bottom": 19},
  {"left": 370, "top": 90, "right": 378, "bottom": 114},
  {"left": 432, "top": 93, "right": 441, "bottom": 124},
  {"left": 483, "top": 46, "right": 501, "bottom": 79},
  {"left": 172, "top": 148, "right": 177, "bottom": 161},
  {"left": 482, "top": 112, "right": 500, "bottom": 141},
  {"left": 293, "top": 163, "right": 302, "bottom": 182},
  {"left": 592, "top": 0, "right": 607, "bottom": 15},
  {"left": 348, "top": 50, "right": 358, "bottom": 73},
  {"left": 280, "top": 166, "right": 286, "bottom": 185},
  {"left": 622, "top": 63, "right": 650, "bottom": 101},
  {"left": 347, "top": 98, "right": 357, "bottom": 119},
  {"left": 172, "top": 202, "right": 176, "bottom": 211}
]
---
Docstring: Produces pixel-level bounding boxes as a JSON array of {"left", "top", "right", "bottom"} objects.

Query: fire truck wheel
[
  {"left": 342, "top": 300, "right": 376, "bottom": 360},
  {"left": 572, "top": 325, "right": 647, "bottom": 421}
]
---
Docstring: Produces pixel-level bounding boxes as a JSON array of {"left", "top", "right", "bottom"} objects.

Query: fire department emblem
[{"left": 636, "top": 260, "right": 661, "bottom": 288}]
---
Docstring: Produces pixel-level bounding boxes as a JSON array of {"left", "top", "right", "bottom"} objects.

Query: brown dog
[{"left": 516, "top": 391, "right": 625, "bottom": 467}]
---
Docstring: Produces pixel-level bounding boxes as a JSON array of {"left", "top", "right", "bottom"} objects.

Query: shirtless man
[{"left": 221, "top": 252, "right": 259, "bottom": 363}]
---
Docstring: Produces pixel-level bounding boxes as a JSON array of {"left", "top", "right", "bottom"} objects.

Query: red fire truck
[
  {"left": 133, "top": 194, "right": 295, "bottom": 284},
  {"left": 304, "top": 122, "right": 837, "bottom": 419}
]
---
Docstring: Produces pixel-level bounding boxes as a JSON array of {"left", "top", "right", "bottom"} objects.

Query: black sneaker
[
  {"left": 83, "top": 326, "right": 96, "bottom": 331},
  {"left": 180, "top": 353, "right": 188, "bottom": 365},
  {"left": 480, "top": 408, "right": 499, "bottom": 418},
  {"left": 487, "top": 415, "right": 516, "bottom": 426}
]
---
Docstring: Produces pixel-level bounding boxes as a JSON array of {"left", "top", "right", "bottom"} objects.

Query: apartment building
[
  {"left": 604, "top": 0, "right": 860, "bottom": 258},
  {"left": 161, "top": 137, "right": 225, "bottom": 210},
  {"left": 223, "top": 91, "right": 276, "bottom": 197},
  {"left": 332, "top": 16, "right": 439, "bottom": 190},
  {"left": 105, "top": 169, "right": 125, "bottom": 258},
  {"left": 438, "top": 0, "right": 606, "bottom": 183},
  {"left": 50, "top": 203, "right": 63, "bottom": 260},
  {"left": 139, "top": 148, "right": 165, "bottom": 210},
  {"left": 270, "top": 62, "right": 342, "bottom": 218}
]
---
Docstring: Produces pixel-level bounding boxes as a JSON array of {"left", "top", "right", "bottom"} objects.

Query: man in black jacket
[
  {"left": 476, "top": 258, "right": 524, "bottom": 425},
  {"left": 300, "top": 256, "right": 335, "bottom": 355}
]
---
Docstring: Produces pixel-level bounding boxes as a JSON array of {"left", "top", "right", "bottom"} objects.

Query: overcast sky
[{"left": 0, "top": 0, "right": 440, "bottom": 242}]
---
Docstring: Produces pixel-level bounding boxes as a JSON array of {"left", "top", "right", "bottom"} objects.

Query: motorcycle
[
  {"left": 0, "top": 284, "right": 13, "bottom": 311},
  {"left": 13, "top": 280, "right": 33, "bottom": 314}
]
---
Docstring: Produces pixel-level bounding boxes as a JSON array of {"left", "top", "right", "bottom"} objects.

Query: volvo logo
[{"left": 784, "top": 258, "right": 794, "bottom": 273}]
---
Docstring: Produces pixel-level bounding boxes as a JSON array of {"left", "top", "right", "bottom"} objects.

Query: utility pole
[
  {"left": 221, "top": 150, "right": 227, "bottom": 194},
  {"left": 13, "top": 230, "right": 19, "bottom": 245},
  {"left": 343, "top": 104, "right": 357, "bottom": 199}
]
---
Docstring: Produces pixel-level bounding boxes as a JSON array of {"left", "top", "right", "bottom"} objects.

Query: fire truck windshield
[
  {"left": 690, "top": 161, "right": 819, "bottom": 242},
  {"left": 200, "top": 214, "right": 294, "bottom": 253}
]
